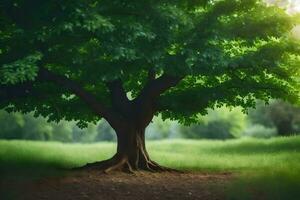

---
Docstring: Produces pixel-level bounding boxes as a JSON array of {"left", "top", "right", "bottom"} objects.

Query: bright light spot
[
  {"left": 287, "top": 0, "right": 300, "bottom": 14},
  {"left": 266, "top": 0, "right": 300, "bottom": 14},
  {"left": 292, "top": 25, "right": 300, "bottom": 39}
]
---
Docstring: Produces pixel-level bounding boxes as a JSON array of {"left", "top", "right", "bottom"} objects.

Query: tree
[
  {"left": 180, "top": 107, "right": 246, "bottom": 139},
  {"left": 1, "top": 0, "right": 299, "bottom": 173},
  {"left": 0, "top": 110, "right": 73, "bottom": 141},
  {"left": 95, "top": 120, "right": 116, "bottom": 141},
  {"left": 249, "top": 100, "right": 300, "bottom": 135}
]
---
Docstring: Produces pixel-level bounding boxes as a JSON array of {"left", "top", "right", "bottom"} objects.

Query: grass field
[
  {"left": 1, "top": 136, "right": 300, "bottom": 171},
  {"left": 1, "top": 136, "right": 300, "bottom": 199}
]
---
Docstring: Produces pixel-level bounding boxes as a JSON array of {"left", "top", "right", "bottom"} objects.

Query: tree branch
[
  {"left": 147, "top": 68, "right": 156, "bottom": 81},
  {"left": 138, "top": 74, "right": 184, "bottom": 101},
  {"left": 132, "top": 74, "right": 184, "bottom": 127},
  {"left": 36, "top": 68, "right": 122, "bottom": 126},
  {"left": 0, "top": 82, "right": 40, "bottom": 102}
]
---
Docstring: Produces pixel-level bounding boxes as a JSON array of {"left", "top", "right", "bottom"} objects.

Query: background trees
[
  {"left": 179, "top": 107, "right": 246, "bottom": 139},
  {"left": 1, "top": 100, "right": 298, "bottom": 142},
  {"left": 0, "top": 110, "right": 115, "bottom": 142},
  {"left": 248, "top": 100, "right": 300, "bottom": 136}
]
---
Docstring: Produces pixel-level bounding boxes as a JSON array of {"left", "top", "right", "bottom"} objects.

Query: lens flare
[{"left": 287, "top": 0, "right": 300, "bottom": 14}]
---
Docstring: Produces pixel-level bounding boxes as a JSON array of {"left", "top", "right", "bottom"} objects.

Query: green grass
[
  {"left": 149, "top": 137, "right": 300, "bottom": 172},
  {"left": 1, "top": 136, "right": 300, "bottom": 172},
  {"left": 1, "top": 136, "right": 300, "bottom": 199}
]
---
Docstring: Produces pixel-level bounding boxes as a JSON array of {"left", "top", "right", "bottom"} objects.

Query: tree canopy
[{"left": 1, "top": 0, "right": 300, "bottom": 127}]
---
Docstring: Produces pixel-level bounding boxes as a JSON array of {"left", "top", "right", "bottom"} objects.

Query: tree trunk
[
  {"left": 80, "top": 125, "right": 176, "bottom": 173},
  {"left": 76, "top": 75, "right": 183, "bottom": 173}
]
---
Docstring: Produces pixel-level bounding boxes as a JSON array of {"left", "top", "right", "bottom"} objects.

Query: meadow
[{"left": 1, "top": 136, "right": 300, "bottom": 199}]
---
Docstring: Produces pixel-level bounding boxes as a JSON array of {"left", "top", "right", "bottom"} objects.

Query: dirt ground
[{"left": 1, "top": 170, "right": 233, "bottom": 200}]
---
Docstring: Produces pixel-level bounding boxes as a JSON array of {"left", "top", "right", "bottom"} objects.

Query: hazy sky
[
  {"left": 266, "top": 0, "right": 300, "bottom": 38},
  {"left": 287, "top": 0, "right": 300, "bottom": 39},
  {"left": 286, "top": 0, "right": 300, "bottom": 14},
  {"left": 267, "top": 0, "right": 300, "bottom": 14}
]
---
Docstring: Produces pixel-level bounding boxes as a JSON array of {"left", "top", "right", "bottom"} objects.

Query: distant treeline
[
  {"left": 0, "top": 111, "right": 116, "bottom": 142},
  {"left": 0, "top": 100, "right": 299, "bottom": 142}
]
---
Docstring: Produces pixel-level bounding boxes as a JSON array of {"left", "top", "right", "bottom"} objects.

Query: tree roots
[{"left": 76, "top": 155, "right": 181, "bottom": 174}]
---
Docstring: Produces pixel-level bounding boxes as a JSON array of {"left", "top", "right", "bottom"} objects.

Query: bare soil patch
[{"left": 1, "top": 170, "right": 233, "bottom": 200}]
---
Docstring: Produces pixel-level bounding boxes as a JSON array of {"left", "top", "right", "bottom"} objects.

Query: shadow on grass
[
  {"left": 0, "top": 163, "right": 69, "bottom": 180},
  {"left": 226, "top": 170, "right": 300, "bottom": 200},
  {"left": 0, "top": 162, "right": 71, "bottom": 200}
]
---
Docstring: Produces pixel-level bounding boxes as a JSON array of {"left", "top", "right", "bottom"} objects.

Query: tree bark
[{"left": 81, "top": 125, "right": 177, "bottom": 173}]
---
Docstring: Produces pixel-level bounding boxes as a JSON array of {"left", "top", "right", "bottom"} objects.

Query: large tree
[{"left": 1, "top": 0, "right": 299, "bottom": 172}]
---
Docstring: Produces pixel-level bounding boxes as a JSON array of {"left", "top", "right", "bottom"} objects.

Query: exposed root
[
  {"left": 74, "top": 156, "right": 181, "bottom": 174},
  {"left": 75, "top": 156, "right": 131, "bottom": 173},
  {"left": 146, "top": 160, "right": 182, "bottom": 173}
]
